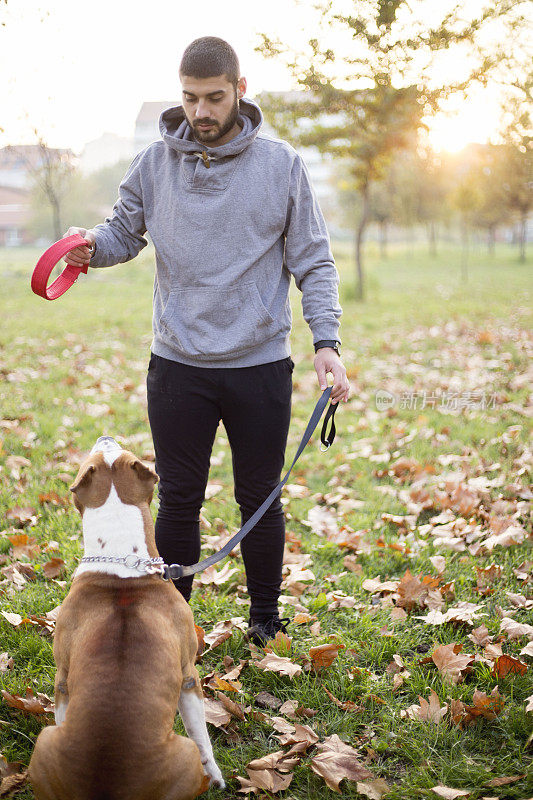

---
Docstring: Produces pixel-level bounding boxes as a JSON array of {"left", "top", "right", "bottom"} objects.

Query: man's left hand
[{"left": 314, "top": 348, "right": 350, "bottom": 405}]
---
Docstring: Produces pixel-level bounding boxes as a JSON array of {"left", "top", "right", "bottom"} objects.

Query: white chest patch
[{"left": 75, "top": 484, "right": 151, "bottom": 580}]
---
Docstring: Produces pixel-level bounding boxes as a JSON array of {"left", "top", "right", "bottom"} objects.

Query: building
[{"left": 79, "top": 132, "right": 134, "bottom": 176}]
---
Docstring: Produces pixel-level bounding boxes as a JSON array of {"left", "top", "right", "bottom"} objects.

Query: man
[{"left": 63, "top": 36, "right": 350, "bottom": 645}]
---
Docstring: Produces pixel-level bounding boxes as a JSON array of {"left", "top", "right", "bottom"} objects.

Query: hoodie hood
[{"left": 159, "top": 96, "right": 263, "bottom": 159}]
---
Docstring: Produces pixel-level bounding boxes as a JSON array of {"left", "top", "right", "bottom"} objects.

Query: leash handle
[
  {"left": 320, "top": 400, "right": 338, "bottom": 450},
  {"left": 31, "top": 234, "right": 91, "bottom": 300},
  {"left": 164, "top": 386, "right": 338, "bottom": 581}
]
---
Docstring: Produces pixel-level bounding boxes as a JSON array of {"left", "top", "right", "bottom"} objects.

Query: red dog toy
[{"left": 31, "top": 234, "right": 91, "bottom": 300}]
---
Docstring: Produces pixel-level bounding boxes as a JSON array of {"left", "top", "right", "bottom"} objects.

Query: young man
[{"left": 63, "top": 37, "right": 350, "bottom": 645}]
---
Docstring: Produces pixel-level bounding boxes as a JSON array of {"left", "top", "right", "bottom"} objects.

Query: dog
[{"left": 29, "top": 436, "right": 224, "bottom": 800}]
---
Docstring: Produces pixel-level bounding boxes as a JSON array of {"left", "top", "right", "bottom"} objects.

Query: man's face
[{"left": 180, "top": 74, "right": 247, "bottom": 147}]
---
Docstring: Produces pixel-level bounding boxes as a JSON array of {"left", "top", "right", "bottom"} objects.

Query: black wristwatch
[{"left": 314, "top": 340, "right": 340, "bottom": 356}]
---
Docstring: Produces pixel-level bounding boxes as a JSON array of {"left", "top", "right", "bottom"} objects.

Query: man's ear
[
  {"left": 69, "top": 463, "right": 96, "bottom": 494},
  {"left": 237, "top": 76, "right": 247, "bottom": 99}
]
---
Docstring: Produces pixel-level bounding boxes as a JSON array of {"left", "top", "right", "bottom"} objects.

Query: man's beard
[{"left": 192, "top": 93, "right": 240, "bottom": 145}]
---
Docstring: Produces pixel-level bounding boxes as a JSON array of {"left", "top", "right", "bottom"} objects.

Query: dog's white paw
[{"left": 204, "top": 760, "right": 225, "bottom": 789}]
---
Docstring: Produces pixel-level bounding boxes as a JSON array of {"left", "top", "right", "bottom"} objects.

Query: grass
[{"left": 0, "top": 240, "right": 532, "bottom": 799}]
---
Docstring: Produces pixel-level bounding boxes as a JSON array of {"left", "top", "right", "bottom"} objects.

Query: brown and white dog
[{"left": 29, "top": 436, "right": 224, "bottom": 800}]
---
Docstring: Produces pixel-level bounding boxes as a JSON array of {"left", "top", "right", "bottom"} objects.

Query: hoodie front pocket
[{"left": 159, "top": 282, "right": 280, "bottom": 360}]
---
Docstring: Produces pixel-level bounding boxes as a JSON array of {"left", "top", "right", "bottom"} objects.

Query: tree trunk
[
  {"left": 51, "top": 195, "right": 62, "bottom": 241},
  {"left": 428, "top": 221, "right": 437, "bottom": 257},
  {"left": 461, "top": 220, "right": 469, "bottom": 283},
  {"left": 519, "top": 211, "right": 527, "bottom": 262},
  {"left": 355, "top": 184, "right": 369, "bottom": 301},
  {"left": 379, "top": 220, "right": 388, "bottom": 259},
  {"left": 488, "top": 225, "right": 495, "bottom": 256}
]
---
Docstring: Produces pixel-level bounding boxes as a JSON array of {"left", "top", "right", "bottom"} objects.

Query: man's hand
[
  {"left": 314, "top": 348, "right": 350, "bottom": 405},
  {"left": 62, "top": 227, "right": 96, "bottom": 267}
]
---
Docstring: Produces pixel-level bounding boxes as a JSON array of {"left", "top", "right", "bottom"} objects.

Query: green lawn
[{"left": 0, "top": 242, "right": 531, "bottom": 799}]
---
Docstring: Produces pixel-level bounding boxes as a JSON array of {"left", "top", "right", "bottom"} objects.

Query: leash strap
[
  {"left": 31, "top": 234, "right": 91, "bottom": 300},
  {"left": 164, "top": 387, "right": 339, "bottom": 580}
]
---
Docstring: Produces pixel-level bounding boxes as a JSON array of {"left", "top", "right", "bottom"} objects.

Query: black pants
[{"left": 146, "top": 352, "right": 293, "bottom": 618}]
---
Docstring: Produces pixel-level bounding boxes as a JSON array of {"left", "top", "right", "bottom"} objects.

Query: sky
[{"left": 0, "top": 0, "right": 521, "bottom": 155}]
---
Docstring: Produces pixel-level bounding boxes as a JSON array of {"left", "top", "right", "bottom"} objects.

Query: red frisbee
[{"left": 31, "top": 234, "right": 92, "bottom": 300}]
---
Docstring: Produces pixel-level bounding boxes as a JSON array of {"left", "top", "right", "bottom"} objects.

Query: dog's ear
[
  {"left": 69, "top": 455, "right": 111, "bottom": 511},
  {"left": 131, "top": 459, "right": 159, "bottom": 487},
  {"left": 69, "top": 463, "right": 96, "bottom": 494},
  {"left": 111, "top": 453, "right": 159, "bottom": 505}
]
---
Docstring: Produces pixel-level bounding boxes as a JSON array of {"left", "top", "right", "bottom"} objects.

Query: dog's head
[{"left": 69, "top": 436, "right": 159, "bottom": 514}]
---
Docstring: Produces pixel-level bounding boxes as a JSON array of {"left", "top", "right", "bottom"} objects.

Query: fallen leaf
[
  {"left": 356, "top": 777, "right": 391, "bottom": 799},
  {"left": 1, "top": 687, "right": 54, "bottom": 715},
  {"left": 493, "top": 654, "right": 527, "bottom": 678},
  {"left": 404, "top": 690, "right": 448, "bottom": 723},
  {"left": 203, "top": 696, "right": 232, "bottom": 727},
  {"left": 310, "top": 734, "right": 373, "bottom": 791},
  {"left": 309, "top": 642, "right": 345, "bottom": 671},
  {"left": 464, "top": 687, "right": 504, "bottom": 721},
  {"left": 431, "top": 643, "right": 474, "bottom": 684},
  {"left": 431, "top": 786, "right": 470, "bottom": 798},
  {"left": 500, "top": 617, "right": 533, "bottom": 640},
  {"left": 42, "top": 558, "right": 66, "bottom": 579},
  {"left": 253, "top": 653, "right": 302, "bottom": 678}
]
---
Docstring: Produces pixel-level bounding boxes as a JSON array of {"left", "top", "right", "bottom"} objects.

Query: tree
[
  {"left": 10, "top": 132, "right": 76, "bottom": 240},
  {"left": 498, "top": 72, "right": 532, "bottom": 261},
  {"left": 257, "top": 0, "right": 530, "bottom": 299}
]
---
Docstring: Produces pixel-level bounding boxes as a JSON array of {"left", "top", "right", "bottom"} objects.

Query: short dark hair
[{"left": 179, "top": 37, "right": 240, "bottom": 87}]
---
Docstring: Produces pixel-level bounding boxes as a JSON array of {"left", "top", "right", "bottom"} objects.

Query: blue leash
[{"left": 163, "top": 387, "right": 338, "bottom": 580}]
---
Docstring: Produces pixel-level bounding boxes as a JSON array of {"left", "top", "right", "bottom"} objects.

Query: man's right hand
[{"left": 62, "top": 227, "right": 96, "bottom": 266}]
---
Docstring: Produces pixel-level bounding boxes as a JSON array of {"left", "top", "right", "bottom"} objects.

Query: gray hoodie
[{"left": 89, "top": 98, "right": 342, "bottom": 367}]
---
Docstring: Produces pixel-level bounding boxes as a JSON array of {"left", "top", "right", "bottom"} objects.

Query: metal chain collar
[{"left": 79, "top": 555, "right": 165, "bottom": 576}]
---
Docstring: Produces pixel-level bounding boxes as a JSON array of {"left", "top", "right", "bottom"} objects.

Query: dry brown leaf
[
  {"left": 7, "top": 532, "right": 40, "bottom": 559},
  {"left": 485, "top": 774, "right": 525, "bottom": 787},
  {"left": 0, "top": 754, "right": 28, "bottom": 797},
  {"left": 194, "top": 624, "right": 205, "bottom": 658},
  {"left": 1, "top": 687, "right": 54, "bottom": 715},
  {"left": 356, "top": 778, "right": 391, "bottom": 799},
  {"left": 203, "top": 617, "right": 246, "bottom": 649},
  {"left": 42, "top": 558, "right": 66, "bottom": 579},
  {"left": 500, "top": 617, "right": 533, "bottom": 640},
  {"left": 464, "top": 687, "right": 504, "bottom": 721},
  {"left": 196, "top": 562, "right": 240, "bottom": 586},
  {"left": 310, "top": 734, "right": 373, "bottom": 792},
  {"left": 404, "top": 689, "right": 448, "bottom": 723},
  {"left": 292, "top": 612, "right": 317, "bottom": 625},
  {"left": 237, "top": 767, "right": 293, "bottom": 794},
  {"left": 322, "top": 685, "right": 363, "bottom": 712},
  {"left": 253, "top": 653, "right": 302, "bottom": 678},
  {"left": 396, "top": 569, "right": 430, "bottom": 611},
  {"left": 493, "top": 654, "right": 527, "bottom": 678},
  {"left": 203, "top": 696, "right": 232, "bottom": 727},
  {"left": 431, "top": 643, "right": 474, "bottom": 684},
  {"left": 431, "top": 786, "right": 470, "bottom": 798},
  {"left": 468, "top": 625, "right": 492, "bottom": 646},
  {"left": 309, "top": 641, "right": 345, "bottom": 671},
  {"left": 216, "top": 691, "right": 245, "bottom": 720},
  {"left": 275, "top": 722, "right": 319, "bottom": 748},
  {"left": 0, "top": 654, "right": 14, "bottom": 673}
]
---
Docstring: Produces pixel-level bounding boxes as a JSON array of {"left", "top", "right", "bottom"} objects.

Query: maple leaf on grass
[
  {"left": 464, "top": 687, "right": 505, "bottom": 721},
  {"left": 1, "top": 687, "right": 54, "bottom": 715},
  {"left": 403, "top": 689, "right": 448, "bottom": 723},
  {"left": 310, "top": 734, "right": 373, "bottom": 792},
  {"left": 253, "top": 652, "right": 302, "bottom": 678},
  {"left": 492, "top": 653, "right": 527, "bottom": 678},
  {"left": 430, "top": 643, "right": 474, "bottom": 684},
  {"left": 309, "top": 641, "right": 345, "bottom": 671}
]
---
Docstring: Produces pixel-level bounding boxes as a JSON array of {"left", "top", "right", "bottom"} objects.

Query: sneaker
[{"left": 245, "top": 615, "right": 290, "bottom": 647}]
